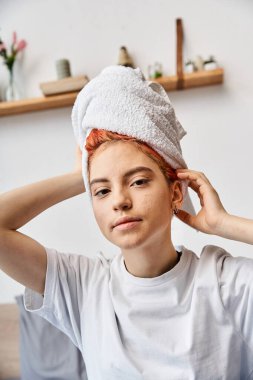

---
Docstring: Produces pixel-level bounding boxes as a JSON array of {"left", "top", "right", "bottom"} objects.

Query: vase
[{"left": 5, "top": 68, "right": 20, "bottom": 101}]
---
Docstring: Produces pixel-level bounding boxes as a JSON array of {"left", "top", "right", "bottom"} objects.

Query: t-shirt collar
[{"left": 119, "top": 246, "right": 189, "bottom": 287}]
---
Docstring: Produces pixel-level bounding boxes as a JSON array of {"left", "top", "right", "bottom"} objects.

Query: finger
[
  {"left": 188, "top": 184, "right": 204, "bottom": 207},
  {"left": 176, "top": 169, "right": 212, "bottom": 185},
  {"left": 177, "top": 176, "right": 205, "bottom": 197},
  {"left": 177, "top": 172, "right": 213, "bottom": 197},
  {"left": 187, "top": 179, "right": 200, "bottom": 193},
  {"left": 186, "top": 185, "right": 205, "bottom": 207}
]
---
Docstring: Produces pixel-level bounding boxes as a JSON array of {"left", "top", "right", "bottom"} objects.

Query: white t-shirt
[{"left": 24, "top": 245, "right": 253, "bottom": 380}]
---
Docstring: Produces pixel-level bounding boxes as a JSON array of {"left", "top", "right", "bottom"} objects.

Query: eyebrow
[{"left": 90, "top": 166, "right": 154, "bottom": 187}]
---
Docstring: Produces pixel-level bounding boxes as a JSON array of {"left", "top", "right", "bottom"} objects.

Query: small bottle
[
  {"left": 55, "top": 59, "right": 72, "bottom": 79},
  {"left": 153, "top": 62, "right": 163, "bottom": 78},
  {"left": 147, "top": 65, "right": 153, "bottom": 79},
  {"left": 148, "top": 62, "right": 163, "bottom": 79},
  {"left": 118, "top": 46, "right": 134, "bottom": 68},
  {"left": 194, "top": 55, "right": 204, "bottom": 71},
  {"left": 204, "top": 56, "right": 218, "bottom": 70},
  {"left": 184, "top": 59, "right": 195, "bottom": 73}
]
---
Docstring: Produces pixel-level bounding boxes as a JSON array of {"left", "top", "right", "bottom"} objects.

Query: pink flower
[
  {"left": 0, "top": 43, "right": 6, "bottom": 52},
  {"left": 0, "top": 32, "right": 27, "bottom": 72},
  {"left": 16, "top": 39, "right": 27, "bottom": 52},
  {"left": 12, "top": 31, "right": 17, "bottom": 45}
]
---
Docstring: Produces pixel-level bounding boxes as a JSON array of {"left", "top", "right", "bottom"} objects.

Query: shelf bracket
[{"left": 176, "top": 18, "right": 184, "bottom": 90}]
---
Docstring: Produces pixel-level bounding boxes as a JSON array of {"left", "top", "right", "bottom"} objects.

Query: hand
[
  {"left": 175, "top": 169, "right": 228, "bottom": 235},
  {"left": 73, "top": 145, "right": 82, "bottom": 173}
]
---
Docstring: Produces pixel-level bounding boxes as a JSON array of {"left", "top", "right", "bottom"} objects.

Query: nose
[{"left": 112, "top": 188, "right": 132, "bottom": 211}]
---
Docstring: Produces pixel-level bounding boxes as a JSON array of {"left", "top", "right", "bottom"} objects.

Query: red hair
[{"left": 85, "top": 129, "right": 177, "bottom": 182}]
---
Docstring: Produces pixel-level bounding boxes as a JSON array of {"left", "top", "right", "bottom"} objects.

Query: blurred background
[{"left": 0, "top": 0, "right": 253, "bottom": 303}]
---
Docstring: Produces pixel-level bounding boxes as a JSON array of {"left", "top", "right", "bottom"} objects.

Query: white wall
[{"left": 0, "top": 0, "right": 253, "bottom": 303}]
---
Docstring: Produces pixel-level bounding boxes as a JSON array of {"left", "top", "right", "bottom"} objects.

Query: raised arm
[
  {"left": 175, "top": 169, "right": 253, "bottom": 245},
  {"left": 214, "top": 214, "right": 253, "bottom": 245},
  {"left": 0, "top": 146, "right": 85, "bottom": 295}
]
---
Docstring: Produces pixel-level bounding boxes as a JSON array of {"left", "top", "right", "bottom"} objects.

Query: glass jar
[{"left": 5, "top": 67, "right": 20, "bottom": 101}]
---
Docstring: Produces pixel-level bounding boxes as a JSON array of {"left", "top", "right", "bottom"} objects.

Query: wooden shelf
[
  {"left": 0, "top": 19, "right": 224, "bottom": 118},
  {"left": 0, "top": 91, "right": 79, "bottom": 117},
  {"left": 0, "top": 68, "right": 224, "bottom": 118},
  {"left": 152, "top": 68, "right": 224, "bottom": 91},
  {"left": 0, "top": 68, "right": 223, "bottom": 117}
]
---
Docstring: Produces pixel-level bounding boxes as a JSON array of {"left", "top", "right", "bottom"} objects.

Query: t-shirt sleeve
[
  {"left": 24, "top": 246, "right": 105, "bottom": 351},
  {"left": 217, "top": 251, "right": 253, "bottom": 350}
]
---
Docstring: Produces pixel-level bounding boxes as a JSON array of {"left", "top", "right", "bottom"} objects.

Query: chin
[{"left": 108, "top": 231, "right": 150, "bottom": 250}]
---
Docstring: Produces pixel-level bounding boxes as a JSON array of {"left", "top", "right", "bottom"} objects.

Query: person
[{"left": 1, "top": 67, "right": 253, "bottom": 379}]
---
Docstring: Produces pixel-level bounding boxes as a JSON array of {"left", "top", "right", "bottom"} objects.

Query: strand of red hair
[{"left": 85, "top": 129, "right": 177, "bottom": 182}]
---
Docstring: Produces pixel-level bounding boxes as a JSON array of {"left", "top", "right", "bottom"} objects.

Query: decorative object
[
  {"left": 148, "top": 62, "right": 163, "bottom": 78},
  {"left": 118, "top": 46, "right": 134, "bottom": 68},
  {"left": 204, "top": 56, "right": 218, "bottom": 70},
  {"left": 184, "top": 59, "right": 195, "bottom": 73},
  {"left": 40, "top": 75, "right": 89, "bottom": 96},
  {"left": 185, "top": 54, "right": 219, "bottom": 74},
  {"left": 5, "top": 68, "right": 20, "bottom": 101},
  {"left": 55, "top": 58, "right": 72, "bottom": 79},
  {"left": 194, "top": 55, "right": 204, "bottom": 71},
  {"left": 0, "top": 31, "right": 27, "bottom": 101}
]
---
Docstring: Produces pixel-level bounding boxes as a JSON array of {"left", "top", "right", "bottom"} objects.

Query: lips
[{"left": 113, "top": 216, "right": 142, "bottom": 228}]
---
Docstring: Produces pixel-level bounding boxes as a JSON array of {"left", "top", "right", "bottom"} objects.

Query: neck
[{"left": 121, "top": 235, "right": 179, "bottom": 278}]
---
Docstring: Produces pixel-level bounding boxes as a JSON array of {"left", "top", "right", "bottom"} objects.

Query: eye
[
  {"left": 94, "top": 188, "right": 110, "bottom": 197},
  {"left": 132, "top": 179, "right": 150, "bottom": 187}
]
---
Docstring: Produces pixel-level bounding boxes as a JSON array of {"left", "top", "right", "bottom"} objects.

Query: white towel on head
[{"left": 72, "top": 65, "right": 196, "bottom": 215}]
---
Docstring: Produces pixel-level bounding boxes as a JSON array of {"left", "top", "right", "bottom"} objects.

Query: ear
[{"left": 170, "top": 180, "right": 184, "bottom": 209}]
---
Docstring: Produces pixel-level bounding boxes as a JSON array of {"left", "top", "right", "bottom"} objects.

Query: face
[{"left": 89, "top": 141, "right": 182, "bottom": 252}]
